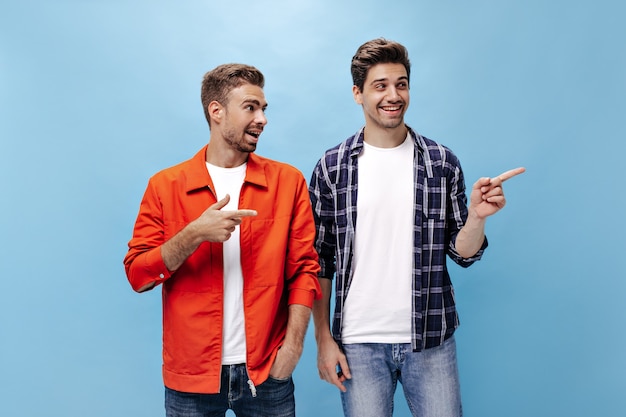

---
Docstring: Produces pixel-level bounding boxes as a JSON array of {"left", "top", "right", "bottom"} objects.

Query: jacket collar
[{"left": 184, "top": 145, "right": 268, "bottom": 193}]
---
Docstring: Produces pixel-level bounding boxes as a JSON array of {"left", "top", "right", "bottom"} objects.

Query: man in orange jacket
[{"left": 124, "top": 63, "right": 321, "bottom": 417}]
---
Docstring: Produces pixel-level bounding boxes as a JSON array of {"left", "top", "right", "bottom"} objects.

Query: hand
[
  {"left": 192, "top": 194, "right": 257, "bottom": 242},
  {"left": 469, "top": 167, "right": 525, "bottom": 219},
  {"left": 160, "top": 194, "right": 257, "bottom": 272},
  {"left": 316, "top": 334, "right": 351, "bottom": 392},
  {"left": 269, "top": 344, "right": 302, "bottom": 380}
]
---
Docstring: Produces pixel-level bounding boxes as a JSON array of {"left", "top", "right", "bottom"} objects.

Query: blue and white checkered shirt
[{"left": 309, "top": 126, "right": 487, "bottom": 351}]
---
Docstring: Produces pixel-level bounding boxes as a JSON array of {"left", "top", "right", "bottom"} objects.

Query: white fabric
[
  {"left": 342, "top": 134, "right": 414, "bottom": 344},
  {"left": 206, "top": 162, "right": 247, "bottom": 364}
]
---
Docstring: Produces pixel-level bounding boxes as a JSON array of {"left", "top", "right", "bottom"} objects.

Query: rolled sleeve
[
  {"left": 285, "top": 174, "right": 322, "bottom": 303},
  {"left": 124, "top": 246, "right": 171, "bottom": 292},
  {"left": 287, "top": 287, "right": 317, "bottom": 308},
  {"left": 309, "top": 159, "right": 338, "bottom": 280},
  {"left": 124, "top": 180, "right": 172, "bottom": 292},
  {"left": 445, "top": 153, "right": 489, "bottom": 267}
]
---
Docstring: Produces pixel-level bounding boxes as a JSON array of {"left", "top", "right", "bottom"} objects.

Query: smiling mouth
[
  {"left": 246, "top": 130, "right": 261, "bottom": 139},
  {"left": 381, "top": 105, "right": 402, "bottom": 112}
]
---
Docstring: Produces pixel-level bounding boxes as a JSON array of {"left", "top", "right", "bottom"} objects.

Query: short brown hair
[
  {"left": 200, "top": 64, "right": 265, "bottom": 127},
  {"left": 351, "top": 38, "right": 411, "bottom": 92}
]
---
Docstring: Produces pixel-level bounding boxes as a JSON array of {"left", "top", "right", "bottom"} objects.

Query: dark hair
[
  {"left": 351, "top": 38, "right": 411, "bottom": 91},
  {"left": 200, "top": 63, "right": 265, "bottom": 127}
]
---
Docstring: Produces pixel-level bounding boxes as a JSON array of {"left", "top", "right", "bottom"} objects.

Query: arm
[
  {"left": 161, "top": 195, "right": 257, "bottom": 271},
  {"left": 313, "top": 277, "right": 351, "bottom": 392},
  {"left": 125, "top": 192, "right": 256, "bottom": 293},
  {"left": 269, "top": 173, "right": 322, "bottom": 378},
  {"left": 308, "top": 158, "right": 351, "bottom": 391},
  {"left": 455, "top": 167, "right": 526, "bottom": 258},
  {"left": 269, "top": 304, "right": 312, "bottom": 379}
]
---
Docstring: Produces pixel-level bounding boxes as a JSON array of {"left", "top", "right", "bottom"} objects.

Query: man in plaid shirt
[{"left": 309, "top": 38, "right": 524, "bottom": 417}]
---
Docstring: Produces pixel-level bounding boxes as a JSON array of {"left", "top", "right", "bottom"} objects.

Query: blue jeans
[
  {"left": 341, "top": 336, "right": 462, "bottom": 417},
  {"left": 165, "top": 364, "right": 295, "bottom": 417}
]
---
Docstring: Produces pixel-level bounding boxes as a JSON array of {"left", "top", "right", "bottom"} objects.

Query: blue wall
[{"left": 1, "top": 1, "right": 624, "bottom": 416}]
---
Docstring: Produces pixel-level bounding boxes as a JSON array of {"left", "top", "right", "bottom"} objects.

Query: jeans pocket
[{"left": 267, "top": 375, "right": 292, "bottom": 383}]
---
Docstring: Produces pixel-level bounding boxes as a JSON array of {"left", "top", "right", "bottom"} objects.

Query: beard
[
  {"left": 222, "top": 126, "right": 257, "bottom": 153},
  {"left": 375, "top": 118, "right": 405, "bottom": 130}
]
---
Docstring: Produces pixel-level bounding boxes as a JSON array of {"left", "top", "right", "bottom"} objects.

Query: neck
[
  {"left": 363, "top": 123, "right": 408, "bottom": 148},
  {"left": 205, "top": 140, "right": 249, "bottom": 168}
]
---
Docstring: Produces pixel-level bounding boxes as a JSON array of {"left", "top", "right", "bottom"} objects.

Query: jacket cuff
[
  {"left": 130, "top": 247, "right": 171, "bottom": 292},
  {"left": 287, "top": 288, "right": 316, "bottom": 308}
]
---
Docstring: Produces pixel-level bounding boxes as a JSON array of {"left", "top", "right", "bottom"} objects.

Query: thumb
[
  {"left": 338, "top": 356, "right": 351, "bottom": 379},
  {"left": 209, "top": 194, "right": 230, "bottom": 211}
]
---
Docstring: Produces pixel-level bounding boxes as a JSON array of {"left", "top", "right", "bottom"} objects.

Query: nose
[
  {"left": 255, "top": 109, "right": 267, "bottom": 126},
  {"left": 387, "top": 86, "right": 401, "bottom": 101}
]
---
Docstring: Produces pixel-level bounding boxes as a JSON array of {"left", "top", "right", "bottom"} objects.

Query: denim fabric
[
  {"left": 165, "top": 364, "right": 295, "bottom": 417},
  {"left": 340, "top": 337, "right": 461, "bottom": 417}
]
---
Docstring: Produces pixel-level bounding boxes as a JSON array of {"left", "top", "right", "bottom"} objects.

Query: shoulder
[
  {"left": 317, "top": 130, "right": 362, "bottom": 167},
  {"left": 148, "top": 158, "right": 191, "bottom": 185},
  {"left": 417, "top": 134, "right": 461, "bottom": 168},
  {"left": 249, "top": 153, "right": 306, "bottom": 181},
  {"left": 147, "top": 146, "right": 207, "bottom": 188}
]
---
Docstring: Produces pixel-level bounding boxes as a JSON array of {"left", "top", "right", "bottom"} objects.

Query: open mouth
[
  {"left": 381, "top": 105, "right": 402, "bottom": 112},
  {"left": 246, "top": 130, "right": 261, "bottom": 139}
]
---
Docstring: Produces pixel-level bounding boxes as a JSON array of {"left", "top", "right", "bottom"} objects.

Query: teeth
[{"left": 382, "top": 106, "right": 400, "bottom": 111}]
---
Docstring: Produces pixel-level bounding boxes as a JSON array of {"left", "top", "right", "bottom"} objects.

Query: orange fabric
[{"left": 124, "top": 146, "right": 321, "bottom": 393}]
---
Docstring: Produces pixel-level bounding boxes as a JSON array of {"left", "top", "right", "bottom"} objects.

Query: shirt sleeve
[
  {"left": 284, "top": 173, "right": 322, "bottom": 307},
  {"left": 123, "top": 179, "right": 172, "bottom": 292},
  {"left": 309, "top": 158, "right": 337, "bottom": 280},
  {"left": 446, "top": 154, "right": 488, "bottom": 267}
]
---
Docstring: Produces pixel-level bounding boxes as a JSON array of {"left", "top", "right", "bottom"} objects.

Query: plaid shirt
[{"left": 309, "top": 126, "right": 487, "bottom": 351}]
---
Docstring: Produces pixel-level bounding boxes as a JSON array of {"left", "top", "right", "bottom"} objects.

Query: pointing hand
[
  {"left": 194, "top": 194, "right": 257, "bottom": 242},
  {"left": 469, "top": 167, "right": 525, "bottom": 219}
]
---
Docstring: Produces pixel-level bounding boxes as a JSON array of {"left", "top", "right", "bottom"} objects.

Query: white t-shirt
[
  {"left": 341, "top": 134, "right": 414, "bottom": 344},
  {"left": 206, "top": 162, "right": 247, "bottom": 364}
]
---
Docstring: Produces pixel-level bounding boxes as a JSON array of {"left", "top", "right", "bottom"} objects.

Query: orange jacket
[{"left": 124, "top": 146, "right": 321, "bottom": 393}]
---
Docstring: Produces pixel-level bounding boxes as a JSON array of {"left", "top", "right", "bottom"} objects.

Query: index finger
[
  {"left": 229, "top": 209, "right": 257, "bottom": 218},
  {"left": 493, "top": 167, "right": 526, "bottom": 184}
]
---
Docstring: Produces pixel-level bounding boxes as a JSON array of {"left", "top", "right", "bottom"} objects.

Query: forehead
[
  {"left": 364, "top": 63, "right": 408, "bottom": 84},
  {"left": 226, "top": 83, "right": 267, "bottom": 106}
]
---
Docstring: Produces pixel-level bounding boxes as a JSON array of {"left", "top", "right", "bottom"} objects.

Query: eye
[
  {"left": 397, "top": 82, "right": 408, "bottom": 89},
  {"left": 375, "top": 83, "right": 386, "bottom": 90}
]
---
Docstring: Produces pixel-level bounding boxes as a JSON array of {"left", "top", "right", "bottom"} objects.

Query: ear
[
  {"left": 352, "top": 85, "right": 363, "bottom": 105},
  {"left": 208, "top": 101, "right": 223, "bottom": 125}
]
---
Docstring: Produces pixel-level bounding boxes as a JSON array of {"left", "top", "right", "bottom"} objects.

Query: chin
[{"left": 239, "top": 144, "right": 257, "bottom": 153}]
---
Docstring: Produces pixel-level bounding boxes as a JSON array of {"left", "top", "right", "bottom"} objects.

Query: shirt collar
[
  {"left": 184, "top": 145, "right": 268, "bottom": 193},
  {"left": 349, "top": 125, "right": 426, "bottom": 158}
]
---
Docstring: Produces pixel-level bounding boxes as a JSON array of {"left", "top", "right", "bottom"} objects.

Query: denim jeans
[
  {"left": 341, "top": 336, "right": 462, "bottom": 417},
  {"left": 165, "top": 364, "right": 295, "bottom": 417}
]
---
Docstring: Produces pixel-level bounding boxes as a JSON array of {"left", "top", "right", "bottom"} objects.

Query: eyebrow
[
  {"left": 242, "top": 98, "right": 268, "bottom": 109},
  {"left": 370, "top": 75, "right": 409, "bottom": 84}
]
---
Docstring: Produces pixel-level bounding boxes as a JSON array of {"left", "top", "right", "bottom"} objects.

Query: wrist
[
  {"left": 184, "top": 219, "right": 203, "bottom": 242},
  {"left": 315, "top": 328, "right": 334, "bottom": 344},
  {"left": 466, "top": 207, "right": 487, "bottom": 224}
]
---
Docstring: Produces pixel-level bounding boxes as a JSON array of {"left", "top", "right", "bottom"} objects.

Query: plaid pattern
[{"left": 309, "top": 126, "right": 487, "bottom": 351}]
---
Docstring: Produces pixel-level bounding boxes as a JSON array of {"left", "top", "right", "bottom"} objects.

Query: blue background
[{"left": 1, "top": 1, "right": 624, "bottom": 416}]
